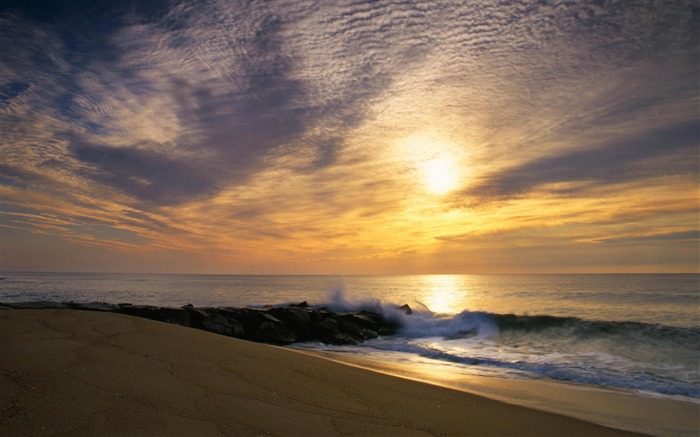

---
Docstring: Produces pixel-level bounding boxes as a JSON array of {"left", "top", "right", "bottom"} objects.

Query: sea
[{"left": 1, "top": 272, "right": 699, "bottom": 433}]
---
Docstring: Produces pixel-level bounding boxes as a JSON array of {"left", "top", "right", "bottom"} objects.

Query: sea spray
[
  {"left": 323, "top": 284, "right": 499, "bottom": 339},
  {"left": 325, "top": 282, "right": 412, "bottom": 329}
]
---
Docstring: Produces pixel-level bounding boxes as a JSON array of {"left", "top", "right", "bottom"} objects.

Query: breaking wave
[{"left": 317, "top": 286, "right": 700, "bottom": 399}]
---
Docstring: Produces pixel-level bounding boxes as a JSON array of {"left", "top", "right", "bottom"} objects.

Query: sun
[
  {"left": 394, "top": 131, "right": 466, "bottom": 195},
  {"left": 422, "top": 157, "right": 460, "bottom": 195}
]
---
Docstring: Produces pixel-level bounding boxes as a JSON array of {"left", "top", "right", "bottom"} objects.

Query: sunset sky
[{"left": 1, "top": 0, "right": 698, "bottom": 274}]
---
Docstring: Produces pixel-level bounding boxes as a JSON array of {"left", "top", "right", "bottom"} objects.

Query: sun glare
[
  {"left": 394, "top": 131, "right": 466, "bottom": 196},
  {"left": 422, "top": 157, "right": 460, "bottom": 195},
  {"left": 420, "top": 275, "right": 464, "bottom": 314}
]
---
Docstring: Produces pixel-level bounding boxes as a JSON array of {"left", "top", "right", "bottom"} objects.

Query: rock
[
  {"left": 157, "top": 307, "right": 191, "bottom": 326},
  {"left": 218, "top": 308, "right": 260, "bottom": 334},
  {"left": 224, "top": 308, "right": 295, "bottom": 344},
  {"left": 184, "top": 307, "right": 244, "bottom": 338},
  {"left": 116, "top": 303, "right": 149, "bottom": 316},
  {"left": 253, "top": 320, "right": 297, "bottom": 345},
  {"left": 339, "top": 314, "right": 379, "bottom": 340},
  {"left": 314, "top": 315, "right": 338, "bottom": 333},
  {"left": 2, "top": 301, "right": 68, "bottom": 310},
  {"left": 314, "top": 316, "right": 363, "bottom": 345},
  {"left": 182, "top": 305, "right": 209, "bottom": 328},
  {"left": 398, "top": 304, "right": 412, "bottom": 315},
  {"left": 67, "top": 302, "right": 119, "bottom": 312},
  {"left": 201, "top": 311, "right": 244, "bottom": 338},
  {"left": 379, "top": 316, "right": 401, "bottom": 335},
  {"left": 116, "top": 304, "right": 190, "bottom": 326},
  {"left": 342, "top": 311, "right": 381, "bottom": 330},
  {"left": 269, "top": 306, "right": 314, "bottom": 340},
  {"left": 0, "top": 299, "right": 400, "bottom": 346}
]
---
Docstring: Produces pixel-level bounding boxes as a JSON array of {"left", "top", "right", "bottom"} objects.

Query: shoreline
[
  {"left": 1, "top": 309, "right": 645, "bottom": 436},
  {"left": 296, "top": 349, "right": 699, "bottom": 437}
]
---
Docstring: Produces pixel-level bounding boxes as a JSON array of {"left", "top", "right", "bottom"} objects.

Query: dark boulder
[
  {"left": 202, "top": 313, "right": 244, "bottom": 337},
  {"left": 155, "top": 307, "right": 191, "bottom": 326},
  {"left": 339, "top": 313, "right": 379, "bottom": 340},
  {"left": 314, "top": 315, "right": 363, "bottom": 345},
  {"left": 3, "top": 301, "right": 68, "bottom": 310},
  {"left": 398, "top": 304, "right": 412, "bottom": 315},
  {"left": 182, "top": 305, "right": 207, "bottom": 328},
  {"left": 67, "top": 301, "right": 119, "bottom": 312},
  {"left": 253, "top": 320, "right": 297, "bottom": 344},
  {"left": 229, "top": 309, "right": 297, "bottom": 344},
  {"left": 0, "top": 299, "right": 401, "bottom": 346},
  {"left": 117, "top": 304, "right": 190, "bottom": 326},
  {"left": 221, "top": 308, "right": 264, "bottom": 333},
  {"left": 341, "top": 311, "right": 381, "bottom": 330},
  {"left": 116, "top": 303, "right": 157, "bottom": 318},
  {"left": 268, "top": 306, "right": 314, "bottom": 340}
]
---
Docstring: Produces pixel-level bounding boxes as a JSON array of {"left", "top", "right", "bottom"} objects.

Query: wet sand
[
  {"left": 0, "top": 310, "right": 644, "bottom": 436},
  {"left": 304, "top": 350, "right": 699, "bottom": 436}
]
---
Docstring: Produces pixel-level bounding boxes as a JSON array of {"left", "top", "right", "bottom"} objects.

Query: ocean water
[{"left": 1, "top": 272, "right": 698, "bottom": 404}]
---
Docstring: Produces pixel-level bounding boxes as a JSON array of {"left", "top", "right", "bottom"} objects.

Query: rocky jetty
[{"left": 0, "top": 301, "right": 409, "bottom": 346}]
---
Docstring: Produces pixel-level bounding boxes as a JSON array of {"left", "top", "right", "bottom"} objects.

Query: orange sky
[{"left": 1, "top": 1, "right": 698, "bottom": 274}]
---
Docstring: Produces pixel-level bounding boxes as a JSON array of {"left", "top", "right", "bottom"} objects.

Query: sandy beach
[{"left": 1, "top": 310, "right": 644, "bottom": 436}]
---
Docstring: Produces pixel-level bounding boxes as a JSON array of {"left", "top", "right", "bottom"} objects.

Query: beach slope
[{"left": 1, "top": 310, "right": 642, "bottom": 436}]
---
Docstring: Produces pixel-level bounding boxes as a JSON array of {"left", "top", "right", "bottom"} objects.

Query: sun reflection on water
[{"left": 419, "top": 275, "right": 466, "bottom": 314}]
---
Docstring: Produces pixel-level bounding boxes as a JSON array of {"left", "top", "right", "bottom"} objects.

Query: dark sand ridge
[{"left": 1, "top": 310, "right": 644, "bottom": 436}]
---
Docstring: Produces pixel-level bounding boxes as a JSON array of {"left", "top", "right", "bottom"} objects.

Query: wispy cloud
[{"left": 465, "top": 121, "right": 699, "bottom": 201}]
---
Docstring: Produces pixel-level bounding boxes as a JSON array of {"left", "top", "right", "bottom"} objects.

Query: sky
[{"left": 1, "top": 0, "right": 698, "bottom": 275}]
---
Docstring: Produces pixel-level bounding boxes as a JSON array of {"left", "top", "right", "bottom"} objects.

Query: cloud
[
  {"left": 466, "top": 121, "right": 699, "bottom": 201},
  {"left": 1, "top": 0, "right": 698, "bottom": 273},
  {"left": 70, "top": 140, "right": 216, "bottom": 205},
  {"left": 592, "top": 230, "right": 700, "bottom": 245},
  {"left": 48, "top": 0, "right": 408, "bottom": 203}
]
